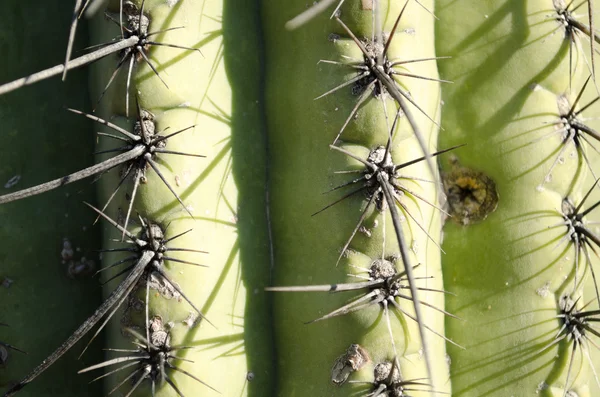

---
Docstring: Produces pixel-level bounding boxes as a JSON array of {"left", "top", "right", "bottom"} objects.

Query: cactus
[
  {"left": 0, "top": 2, "right": 105, "bottom": 396},
  {"left": 1, "top": 0, "right": 600, "bottom": 396}
]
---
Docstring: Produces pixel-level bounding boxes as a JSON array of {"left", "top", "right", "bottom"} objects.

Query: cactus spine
[
  {"left": 0, "top": 1, "right": 102, "bottom": 395},
  {"left": 89, "top": 0, "right": 273, "bottom": 395},
  {"left": 437, "top": 1, "right": 600, "bottom": 396},
  {"left": 263, "top": 0, "right": 451, "bottom": 395}
]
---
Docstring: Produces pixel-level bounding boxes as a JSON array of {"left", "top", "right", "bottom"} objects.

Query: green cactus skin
[
  {"left": 436, "top": 0, "right": 600, "bottom": 396},
  {"left": 0, "top": 1, "right": 103, "bottom": 396},
  {"left": 86, "top": 0, "right": 273, "bottom": 396},
  {"left": 263, "top": 0, "right": 450, "bottom": 395},
  {"left": 4, "top": 0, "right": 600, "bottom": 396}
]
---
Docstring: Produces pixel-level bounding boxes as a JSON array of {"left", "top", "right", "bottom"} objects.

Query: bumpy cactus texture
[{"left": 2, "top": 0, "right": 600, "bottom": 396}]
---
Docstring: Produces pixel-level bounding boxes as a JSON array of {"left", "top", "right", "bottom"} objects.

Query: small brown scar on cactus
[
  {"left": 442, "top": 156, "right": 498, "bottom": 225},
  {"left": 331, "top": 344, "right": 370, "bottom": 386}
]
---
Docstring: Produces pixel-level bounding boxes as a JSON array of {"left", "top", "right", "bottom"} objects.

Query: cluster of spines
[
  {"left": 270, "top": 0, "right": 600, "bottom": 395},
  {"left": 77, "top": 279, "right": 217, "bottom": 397},
  {"left": 1, "top": 176, "right": 209, "bottom": 394},
  {"left": 0, "top": 0, "right": 201, "bottom": 116},
  {"left": 266, "top": 0, "right": 454, "bottom": 393},
  {"left": 0, "top": 1, "right": 211, "bottom": 396},
  {"left": 538, "top": 2, "right": 600, "bottom": 392},
  {"left": 438, "top": 1, "right": 600, "bottom": 395}
]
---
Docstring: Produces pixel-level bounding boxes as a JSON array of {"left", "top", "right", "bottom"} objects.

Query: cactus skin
[
  {"left": 4, "top": 0, "right": 600, "bottom": 396},
  {"left": 88, "top": 1, "right": 273, "bottom": 396},
  {"left": 263, "top": 0, "right": 449, "bottom": 395},
  {"left": 0, "top": 1, "right": 103, "bottom": 396},
  {"left": 436, "top": 1, "right": 599, "bottom": 396}
]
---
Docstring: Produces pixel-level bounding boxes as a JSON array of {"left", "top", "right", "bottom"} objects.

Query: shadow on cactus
[
  {"left": 315, "top": 2, "right": 448, "bottom": 176},
  {"left": 78, "top": 308, "right": 217, "bottom": 396},
  {"left": 535, "top": 76, "right": 600, "bottom": 190},
  {"left": 93, "top": 0, "right": 203, "bottom": 116},
  {"left": 552, "top": 178, "right": 600, "bottom": 302},
  {"left": 316, "top": 0, "right": 449, "bottom": 149},
  {"left": 1, "top": 203, "right": 210, "bottom": 396},
  {"left": 552, "top": 0, "right": 598, "bottom": 86},
  {"left": 538, "top": 294, "right": 600, "bottom": 395},
  {"left": 0, "top": 0, "right": 202, "bottom": 115},
  {"left": 312, "top": 126, "right": 461, "bottom": 265},
  {"left": 270, "top": 123, "right": 463, "bottom": 385},
  {"left": 0, "top": 102, "right": 202, "bottom": 234},
  {"left": 266, "top": 256, "right": 462, "bottom": 356}
]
